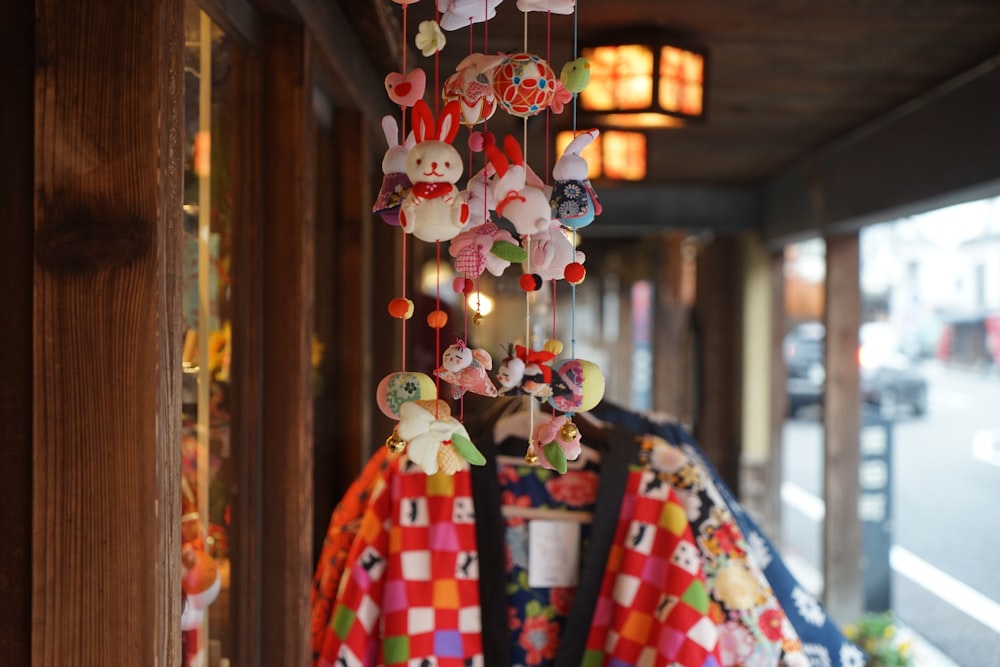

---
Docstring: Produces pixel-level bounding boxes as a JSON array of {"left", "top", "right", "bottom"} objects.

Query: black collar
[{"left": 469, "top": 423, "right": 637, "bottom": 667}]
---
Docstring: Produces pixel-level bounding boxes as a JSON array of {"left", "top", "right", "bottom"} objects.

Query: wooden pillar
[
  {"left": 0, "top": 0, "right": 35, "bottom": 664},
  {"left": 739, "top": 234, "right": 773, "bottom": 526},
  {"left": 764, "top": 249, "right": 788, "bottom": 538},
  {"left": 822, "top": 233, "right": 863, "bottom": 624},
  {"left": 332, "top": 109, "right": 373, "bottom": 497},
  {"left": 694, "top": 237, "right": 743, "bottom": 494},
  {"left": 652, "top": 233, "right": 693, "bottom": 420},
  {"left": 260, "top": 21, "right": 315, "bottom": 667},
  {"left": 32, "top": 0, "right": 184, "bottom": 664}
]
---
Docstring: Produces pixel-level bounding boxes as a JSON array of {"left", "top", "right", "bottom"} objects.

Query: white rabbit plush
[
  {"left": 550, "top": 128, "right": 602, "bottom": 229},
  {"left": 486, "top": 134, "right": 552, "bottom": 236},
  {"left": 372, "top": 115, "right": 416, "bottom": 226},
  {"left": 526, "top": 220, "right": 585, "bottom": 281},
  {"left": 399, "top": 100, "right": 471, "bottom": 243}
]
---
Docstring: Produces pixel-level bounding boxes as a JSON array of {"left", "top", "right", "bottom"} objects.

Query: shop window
[{"left": 181, "top": 4, "right": 238, "bottom": 665}]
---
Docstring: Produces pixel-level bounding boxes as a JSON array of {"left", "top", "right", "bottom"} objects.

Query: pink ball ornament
[
  {"left": 442, "top": 70, "right": 499, "bottom": 127},
  {"left": 493, "top": 53, "right": 557, "bottom": 118}
]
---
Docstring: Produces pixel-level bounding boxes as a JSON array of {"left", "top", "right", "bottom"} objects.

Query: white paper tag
[{"left": 528, "top": 520, "right": 581, "bottom": 588}]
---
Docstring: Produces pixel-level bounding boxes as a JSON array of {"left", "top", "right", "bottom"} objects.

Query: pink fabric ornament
[
  {"left": 493, "top": 53, "right": 557, "bottom": 118},
  {"left": 532, "top": 415, "right": 583, "bottom": 471},
  {"left": 449, "top": 222, "right": 512, "bottom": 277},
  {"left": 442, "top": 53, "right": 505, "bottom": 126},
  {"left": 437, "top": 0, "right": 503, "bottom": 31},
  {"left": 384, "top": 69, "right": 427, "bottom": 107},
  {"left": 547, "top": 79, "right": 574, "bottom": 115},
  {"left": 435, "top": 340, "right": 499, "bottom": 399}
]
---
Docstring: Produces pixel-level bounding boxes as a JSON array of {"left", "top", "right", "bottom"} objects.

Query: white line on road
[
  {"left": 781, "top": 483, "right": 1000, "bottom": 635},
  {"left": 891, "top": 545, "right": 1000, "bottom": 635},
  {"left": 972, "top": 429, "right": 1000, "bottom": 467}
]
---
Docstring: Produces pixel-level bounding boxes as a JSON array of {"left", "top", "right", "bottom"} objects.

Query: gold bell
[
  {"left": 472, "top": 311, "right": 485, "bottom": 326},
  {"left": 524, "top": 441, "right": 539, "bottom": 465},
  {"left": 559, "top": 421, "right": 580, "bottom": 442},
  {"left": 385, "top": 431, "right": 406, "bottom": 453}
]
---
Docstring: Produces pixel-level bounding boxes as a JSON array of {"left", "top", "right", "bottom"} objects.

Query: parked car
[{"left": 783, "top": 321, "right": 929, "bottom": 418}]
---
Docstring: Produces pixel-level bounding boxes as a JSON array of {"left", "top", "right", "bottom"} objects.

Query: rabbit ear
[
  {"left": 381, "top": 115, "right": 400, "bottom": 147},
  {"left": 412, "top": 100, "right": 434, "bottom": 142},
  {"left": 564, "top": 128, "right": 598, "bottom": 155},
  {"left": 503, "top": 135, "right": 523, "bottom": 165},
  {"left": 437, "top": 101, "right": 461, "bottom": 144},
  {"left": 485, "top": 144, "right": 510, "bottom": 178},
  {"left": 403, "top": 130, "right": 417, "bottom": 150}
]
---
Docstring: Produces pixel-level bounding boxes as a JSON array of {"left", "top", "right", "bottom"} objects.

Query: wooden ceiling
[{"left": 325, "top": 0, "right": 1000, "bottom": 238}]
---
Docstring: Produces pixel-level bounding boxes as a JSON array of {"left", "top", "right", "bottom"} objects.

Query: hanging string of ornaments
[{"left": 375, "top": 0, "right": 605, "bottom": 476}]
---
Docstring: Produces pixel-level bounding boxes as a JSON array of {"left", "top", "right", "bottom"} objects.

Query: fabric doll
[
  {"left": 449, "top": 221, "right": 526, "bottom": 278},
  {"left": 441, "top": 52, "right": 506, "bottom": 126},
  {"left": 435, "top": 340, "right": 499, "bottom": 399},
  {"left": 526, "top": 220, "right": 585, "bottom": 281},
  {"left": 550, "top": 128, "right": 602, "bottom": 228},
  {"left": 372, "top": 115, "right": 416, "bottom": 226},
  {"left": 496, "top": 344, "right": 555, "bottom": 399},
  {"left": 399, "top": 100, "right": 470, "bottom": 242},
  {"left": 516, "top": 0, "right": 575, "bottom": 14},
  {"left": 486, "top": 134, "right": 553, "bottom": 236},
  {"left": 438, "top": 0, "right": 504, "bottom": 32}
]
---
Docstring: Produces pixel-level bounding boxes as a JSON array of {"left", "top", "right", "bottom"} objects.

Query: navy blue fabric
[{"left": 591, "top": 403, "right": 866, "bottom": 667}]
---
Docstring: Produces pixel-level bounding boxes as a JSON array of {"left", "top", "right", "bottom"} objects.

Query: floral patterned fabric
[{"left": 592, "top": 403, "right": 866, "bottom": 667}]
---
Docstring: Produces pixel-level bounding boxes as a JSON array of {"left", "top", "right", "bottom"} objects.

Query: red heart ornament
[{"left": 385, "top": 69, "right": 426, "bottom": 107}]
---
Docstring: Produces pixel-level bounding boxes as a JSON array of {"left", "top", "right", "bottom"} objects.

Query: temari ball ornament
[
  {"left": 548, "top": 358, "right": 606, "bottom": 413},
  {"left": 493, "top": 53, "right": 557, "bottom": 118},
  {"left": 376, "top": 371, "right": 436, "bottom": 419}
]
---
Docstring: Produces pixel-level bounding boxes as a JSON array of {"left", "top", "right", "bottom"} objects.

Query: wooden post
[
  {"left": 0, "top": 0, "right": 35, "bottom": 663},
  {"left": 739, "top": 234, "right": 773, "bottom": 526},
  {"left": 694, "top": 236, "right": 744, "bottom": 494},
  {"left": 260, "top": 21, "right": 315, "bottom": 667},
  {"left": 652, "top": 233, "right": 692, "bottom": 419},
  {"left": 32, "top": 0, "right": 183, "bottom": 664},
  {"left": 764, "top": 248, "right": 788, "bottom": 538},
  {"left": 822, "top": 233, "right": 863, "bottom": 624}
]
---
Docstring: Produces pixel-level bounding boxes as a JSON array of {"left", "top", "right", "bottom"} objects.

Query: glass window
[{"left": 181, "top": 4, "right": 238, "bottom": 665}]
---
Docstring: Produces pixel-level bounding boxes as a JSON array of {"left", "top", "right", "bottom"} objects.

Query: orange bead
[
  {"left": 427, "top": 309, "right": 448, "bottom": 329},
  {"left": 388, "top": 298, "right": 414, "bottom": 319}
]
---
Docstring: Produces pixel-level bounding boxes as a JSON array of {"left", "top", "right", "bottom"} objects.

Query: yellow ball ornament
[
  {"left": 576, "top": 359, "right": 606, "bottom": 412},
  {"left": 376, "top": 371, "right": 436, "bottom": 419},
  {"left": 543, "top": 338, "right": 564, "bottom": 355}
]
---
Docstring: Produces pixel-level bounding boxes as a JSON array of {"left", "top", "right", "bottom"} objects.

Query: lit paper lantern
[{"left": 493, "top": 53, "right": 557, "bottom": 118}]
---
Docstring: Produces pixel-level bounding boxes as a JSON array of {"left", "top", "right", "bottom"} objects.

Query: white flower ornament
[
  {"left": 415, "top": 20, "right": 447, "bottom": 57},
  {"left": 396, "top": 399, "right": 484, "bottom": 475}
]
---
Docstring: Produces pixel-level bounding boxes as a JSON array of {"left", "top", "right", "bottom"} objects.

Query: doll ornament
[
  {"left": 497, "top": 344, "right": 556, "bottom": 399},
  {"left": 372, "top": 115, "right": 416, "bottom": 226},
  {"left": 550, "top": 128, "right": 602, "bottom": 228},
  {"left": 399, "top": 100, "right": 470, "bottom": 242},
  {"left": 435, "top": 340, "right": 499, "bottom": 399},
  {"left": 487, "top": 135, "right": 553, "bottom": 236},
  {"left": 526, "top": 221, "right": 585, "bottom": 281}
]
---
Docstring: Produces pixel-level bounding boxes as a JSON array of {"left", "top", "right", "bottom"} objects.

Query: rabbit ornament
[
  {"left": 399, "top": 100, "right": 471, "bottom": 242},
  {"left": 550, "top": 128, "right": 602, "bottom": 229},
  {"left": 372, "top": 115, "right": 416, "bottom": 226},
  {"left": 487, "top": 134, "right": 553, "bottom": 236}
]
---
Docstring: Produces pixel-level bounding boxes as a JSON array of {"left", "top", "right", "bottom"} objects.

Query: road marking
[
  {"left": 781, "top": 481, "right": 826, "bottom": 521},
  {"left": 972, "top": 429, "right": 1000, "bottom": 467},
  {"left": 781, "top": 484, "right": 1000, "bottom": 634},
  {"left": 890, "top": 545, "right": 1000, "bottom": 635}
]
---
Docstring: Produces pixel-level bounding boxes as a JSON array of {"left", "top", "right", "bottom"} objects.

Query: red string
[
  {"left": 546, "top": 11, "right": 552, "bottom": 179},
  {"left": 401, "top": 231, "right": 408, "bottom": 372},
  {"left": 434, "top": 240, "right": 442, "bottom": 418},
  {"left": 401, "top": 4, "right": 408, "bottom": 138}
]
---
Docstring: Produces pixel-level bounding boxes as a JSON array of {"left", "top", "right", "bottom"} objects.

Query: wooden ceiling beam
[
  {"left": 761, "top": 54, "right": 1000, "bottom": 245},
  {"left": 584, "top": 184, "right": 759, "bottom": 236}
]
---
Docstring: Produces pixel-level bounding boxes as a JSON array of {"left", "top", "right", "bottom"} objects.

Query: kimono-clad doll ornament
[
  {"left": 372, "top": 115, "right": 416, "bottom": 226},
  {"left": 435, "top": 340, "right": 499, "bottom": 399},
  {"left": 399, "top": 100, "right": 471, "bottom": 242},
  {"left": 496, "top": 344, "right": 556, "bottom": 400},
  {"left": 550, "top": 128, "right": 602, "bottom": 229}
]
